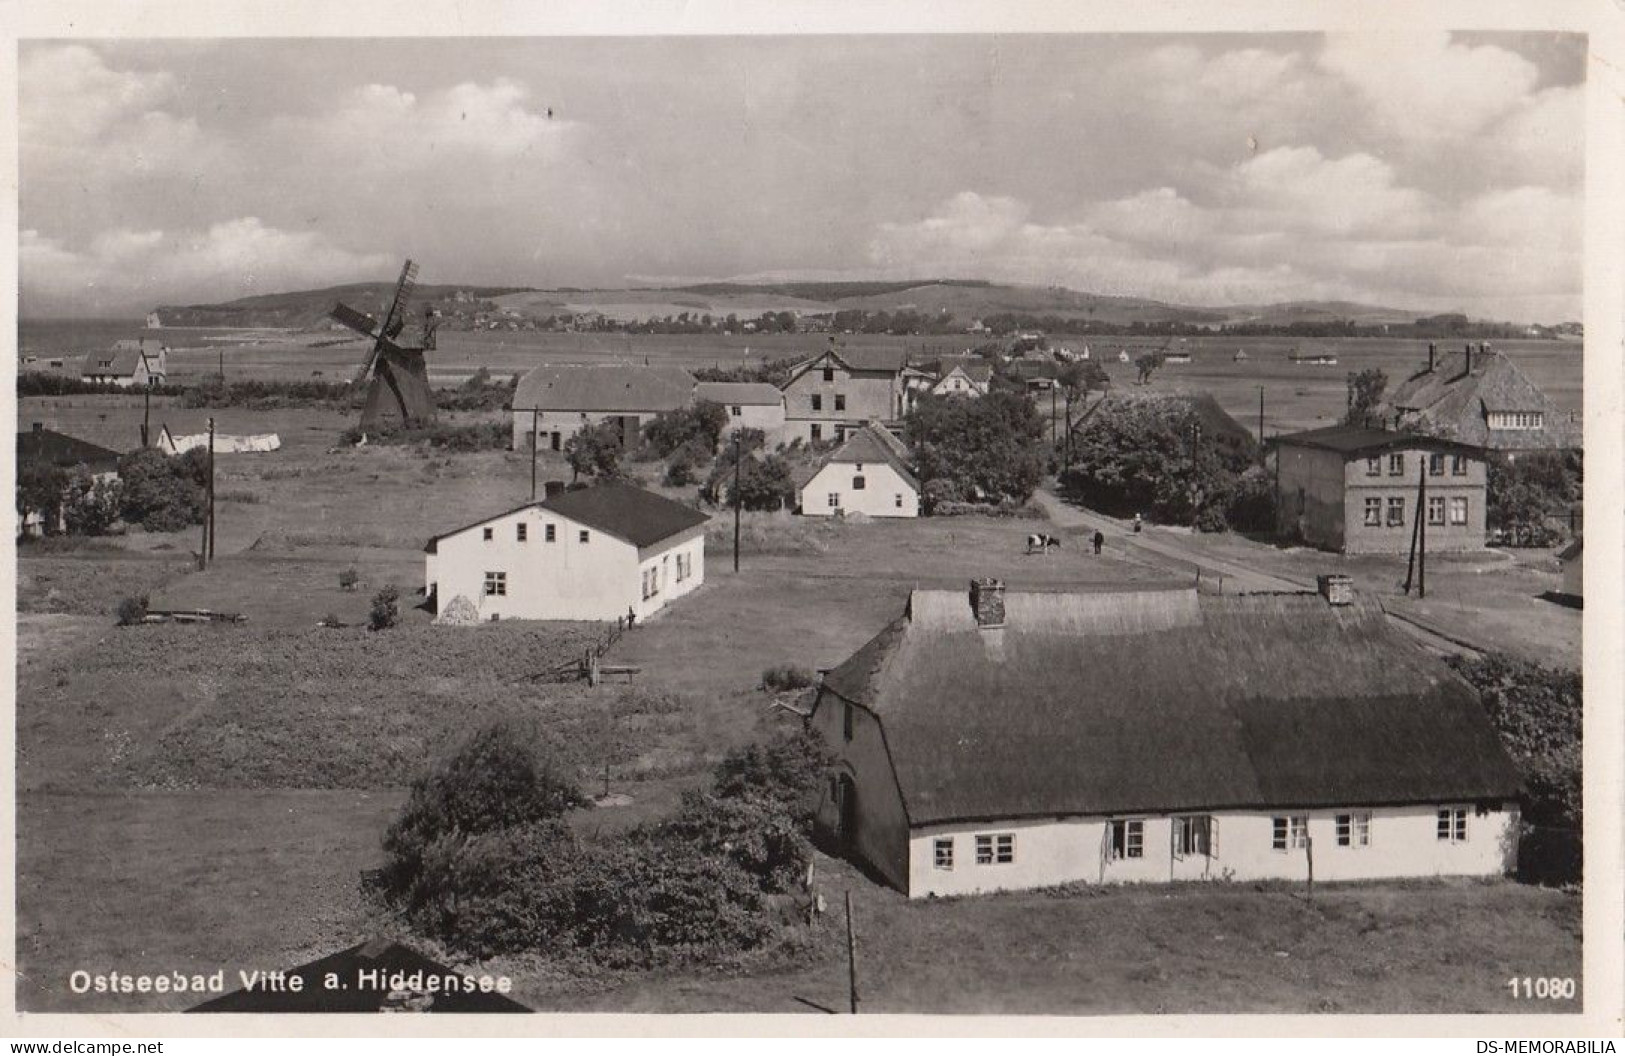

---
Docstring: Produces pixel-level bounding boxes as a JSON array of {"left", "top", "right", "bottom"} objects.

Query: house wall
[
  {"left": 782, "top": 352, "right": 903, "bottom": 443},
  {"left": 1563, "top": 555, "right": 1582, "bottom": 599},
  {"left": 809, "top": 692, "right": 911, "bottom": 891},
  {"left": 798, "top": 461, "right": 919, "bottom": 518},
  {"left": 904, "top": 803, "right": 1519, "bottom": 898},
  {"left": 719, "top": 401, "right": 786, "bottom": 443},
  {"left": 929, "top": 370, "right": 985, "bottom": 397},
  {"left": 426, "top": 509, "right": 704, "bottom": 621},
  {"left": 510, "top": 409, "right": 668, "bottom": 452},
  {"left": 1276, "top": 443, "right": 1487, "bottom": 554}
]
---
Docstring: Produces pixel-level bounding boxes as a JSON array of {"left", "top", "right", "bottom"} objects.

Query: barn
[
  {"left": 424, "top": 481, "right": 709, "bottom": 622},
  {"left": 796, "top": 422, "right": 920, "bottom": 518},
  {"left": 510, "top": 364, "right": 695, "bottom": 453},
  {"left": 810, "top": 579, "right": 1522, "bottom": 898}
]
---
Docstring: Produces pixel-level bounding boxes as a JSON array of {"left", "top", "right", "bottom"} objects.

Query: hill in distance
[{"left": 150, "top": 278, "right": 1426, "bottom": 330}]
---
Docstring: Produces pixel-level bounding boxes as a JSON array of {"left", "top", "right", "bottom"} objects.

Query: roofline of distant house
[
  {"left": 904, "top": 792, "right": 1524, "bottom": 830},
  {"left": 1267, "top": 431, "right": 1485, "bottom": 458}
]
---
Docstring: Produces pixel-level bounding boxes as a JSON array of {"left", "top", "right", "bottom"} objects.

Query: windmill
[{"left": 330, "top": 259, "right": 439, "bottom": 433}]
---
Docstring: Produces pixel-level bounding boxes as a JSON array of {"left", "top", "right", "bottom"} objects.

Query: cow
[{"left": 1026, "top": 532, "right": 1062, "bottom": 554}]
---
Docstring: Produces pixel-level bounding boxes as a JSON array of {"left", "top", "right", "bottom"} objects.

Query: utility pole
[
  {"left": 217, "top": 347, "right": 224, "bottom": 383},
  {"left": 1417, "top": 461, "right": 1427, "bottom": 598},
  {"left": 732, "top": 431, "right": 742, "bottom": 574},
  {"left": 1257, "top": 385, "right": 1266, "bottom": 467},
  {"left": 845, "top": 891, "right": 860, "bottom": 1014},
  {"left": 141, "top": 384, "right": 151, "bottom": 448},
  {"left": 206, "top": 416, "right": 217, "bottom": 563},
  {"left": 530, "top": 407, "right": 540, "bottom": 501},
  {"left": 1050, "top": 382, "right": 1057, "bottom": 453}
]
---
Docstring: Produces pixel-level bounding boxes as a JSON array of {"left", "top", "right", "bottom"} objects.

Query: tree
[
  {"left": 905, "top": 391, "right": 1045, "bottom": 504},
  {"left": 643, "top": 401, "right": 727, "bottom": 459},
  {"left": 564, "top": 421, "right": 624, "bottom": 483},
  {"left": 1344, "top": 368, "right": 1388, "bottom": 427},
  {"left": 1134, "top": 351, "right": 1165, "bottom": 385},
  {"left": 705, "top": 450, "right": 795, "bottom": 511},
  {"left": 1064, "top": 394, "right": 1241, "bottom": 528},
  {"left": 1487, "top": 451, "right": 1580, "bottom": 546},
  {"left": 16, "top": 462, "right": 68, "bottom": 535},
  {"left": 116, "top": 447, "right": 206, "bottom": 532},
  {"left": 62, "top": 468, "right": 123, "bottom": 536}
]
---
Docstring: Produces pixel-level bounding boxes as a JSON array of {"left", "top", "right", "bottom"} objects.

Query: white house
[
  {"left": 511, "top": 364, "right": 695, "bottom": 452},
  {"left": 797, "top": 422, "right": 920, "bottom": 518},
  {"left": 694, "top": 381, "right": 787, "bottom": 444},
  {"left": 811, "top": 580, "right": 1522, "bottom": 898},
  {"left": 423, "top": 481, "right": 709, "bottom": 622},
  {"left": 926, "top": 357, "right": 993, "bottom": 398},
  {"left": 81, "top": 338, "right": 167, "bottom": 388}
]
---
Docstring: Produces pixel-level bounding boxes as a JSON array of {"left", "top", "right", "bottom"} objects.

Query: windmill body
[{"left": 330, "top": 260, "right": 439, "bottom": 433}]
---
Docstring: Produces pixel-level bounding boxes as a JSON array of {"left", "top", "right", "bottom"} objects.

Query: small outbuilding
[
  {"left": 424, "top": 480, "right": 709, "bottom": 622},
  {"left": 796, "top": 422, "right": 920, "bottom": 518}
]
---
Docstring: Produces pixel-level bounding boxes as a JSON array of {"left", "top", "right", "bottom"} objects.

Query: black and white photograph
[{"left": 7, "top": 2, "right": 1620, "bottom": 1036}]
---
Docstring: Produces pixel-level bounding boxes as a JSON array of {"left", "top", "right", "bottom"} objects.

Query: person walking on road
[
  {"left": 1092, "top": 530, "right": 1104, "bottom": 555},
  {"left": 1132, "top": 512, "right": 1143, "bottom": 534}
]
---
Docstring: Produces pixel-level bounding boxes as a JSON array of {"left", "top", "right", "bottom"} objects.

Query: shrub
[
  {"left": 115, "top": 594, "right": 149, "bottom": 626},
  {"left": 382, "top": 718, "right": 586, "bottom": 901},
  {"left": 761, "top": 664, "right": 814, "bottom": 692},
  {"left": 116, "top": 448, "right": 206, "bottom": 532},
  {"left": 565, "top": 421, "right": 624, "bottom": 482},
  {"left": 643, "top": 402, "right": 727, "bottom": 459},
  {"left": 62, "top": 468, "right": 124, "bottom": 536},
  {"left": 704, "top": 451, "right": 795, "bottom": 511},
  {"left": 368, "top": 585, "right": 401, "bottom": 631}
]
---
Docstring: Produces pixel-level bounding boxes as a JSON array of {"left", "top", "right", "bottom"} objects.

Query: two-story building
[
  {"left": 796, "top": 423, "right": 920, "bottom": 518},
  {"left": 694, "top": 381, "right": 787, "bottom": 444},
  {"left": 1271, "top": 425, "right": 1486, "bottom": 554},
  {"left": 80, "top": 338, "right": 167, "bottom": 388},
  {"left": 780, "top": 342, "right": 909, "bottom": 445}
]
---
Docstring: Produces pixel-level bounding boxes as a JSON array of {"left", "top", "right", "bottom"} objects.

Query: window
[
  {"left": 934, "top": 837, "right": 954, "bottom": 870},
  {"left": 1363, "top": 497, "right": 1382, "bottom": 527},
  {"left": 1451, "top": 454, "right": 1468, "bottom": 476},
  {"left": 895, "top": 494, "right": 904, "bottom": 509},
  {"left": 1172, "top": 815, "right": 1213, "bottom": 858},
  {"left": 675, "top": 552, "right": 688, "bottom": 583},
  {"left": 822, "top": 367, "right": 835, "bottom": 383},
  {"left": 1388, "top": 453, "right": 1404, "bottom": 476},
  {"left": 810, "top": 424, "right": 822, "bottom": 442},
  {"left": 853, "top": 475, "right": 866, "bottom": 490},
  {"left": 1365, "top": 456, "right": 1382, "bottom": 477},
  {"left": 1428, "top": 453, "right": 1445, "bottom": 476},
  {"left": 811, "top": 395, "right": 823, "bottom": 412},
  {"left": 1437, "top": 807, "right": 1468, "bottom": 843},
  {"left": 835, "top": 394, "right": 847, "bottom": 412},
  {"left": 1272, "top": 815, "right": 1308, "bottom": 851},
  {"left": 483, "top": 571, "right": 506, "bottom": 597},
  {"left": 843, "top": 702, "right": 854, "bottom": 742},
  {"left": 483, "top": 527, "right": 494, "bottom": 541},
  {"left": 1336, "top": 812, "right": 1371, "bottom": 848},
  {"left": 1386, "top": 497, "right": 1405, "bottom": 526},
  {"left": 1108, "top": 819, "right": 1144, "bottom": 860},
  {"left": 730, "top": 405, "right": 742, "bottom": 417},
  {"left": 975, "top": 833, "right": 1015, "bottom": 865},
  {"left": 1428, "top": 496, "right": 1446, "bottom": 526},
  {"left": 516, "top": 523, "right": 527, "bottom": 542},
  {"left": 828, "top": 493, "right": 840, "bottom": 508},
  {"left": 579, "top": 530, "right": 590, "bottom": 544},
  {"left": 544, "top": 524, "right": 556, "bottom": 542},
  {"left": 1489, "top": 411, "right": 1544, "bottom": 431},
  {"left": 1450, "top": 497, "right": 1468, "bottom": 526}
]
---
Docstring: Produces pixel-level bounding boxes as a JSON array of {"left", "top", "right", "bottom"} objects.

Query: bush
[
  {"left": 116, "top": 448, "right": 207, "bottom": 533},
  {"left": 369, "top": 585, "right": 401, "bottom": 631},
  {"left": 643, "top": 402, "right": 728, "bottom": 459},
  {"left": 62, "top": 470, "right": 124, "bottom": 536},
  {"left": 905, "top": 391, "right": 1044, "bottom": 504},
  {"left": 704, "top": 451, "right": 796, "bottom": 511},
  {"left": 382, "top": 718, "right": 586, "bottom": 902},
  {"left": 116, "top": 594, "right": 149, "bottom": 626},
  {"left": 761, "top": 664, "right": 814, "bottom": 692}
]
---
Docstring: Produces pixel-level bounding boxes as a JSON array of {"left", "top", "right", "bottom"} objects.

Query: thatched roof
[
  {"left": 694, "top": 381, "right": 783, "bottom": 407},
  {"left": 17, "top": 425, "right": 122, "bottom": 471},
  {"left": 1382, "top": 348, "right": 1578, "bottom": 451},
  {"left": 802, "top": 422, "right": 919, "bottom": 491},
  {"left": 820, "top": 586, "right": 1521, "bottom": 826}
]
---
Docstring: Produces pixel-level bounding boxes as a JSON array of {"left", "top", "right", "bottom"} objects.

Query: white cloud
[{"left": 21, "top": 220, "right": 394, "bottom": 316}]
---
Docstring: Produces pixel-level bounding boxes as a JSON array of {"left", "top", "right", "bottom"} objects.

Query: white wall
[
  {"left": 904, "top": 804, "right": 1519, "bottom": 898},
  {"left": 631, "top": 530, "right": 707, "bottom": 622},
  {"left": 799, "top": 461, "right": 919, "bottom": 518},
  {"left": 810, "top": 694, "right": 912, "bottom": 890},
  {"left": 511, "top": 409, "right": 656, "bottom": 452},
  {"left": 720, "top": 402, "right": 787, "bottom": 444},
  {"left": 427, "top": 508, "right": 705, "bottom": 622}
]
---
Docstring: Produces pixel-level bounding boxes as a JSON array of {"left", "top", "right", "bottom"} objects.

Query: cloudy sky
[{"left": 19, "top": 33, "right": 1584, "bottom": 321}]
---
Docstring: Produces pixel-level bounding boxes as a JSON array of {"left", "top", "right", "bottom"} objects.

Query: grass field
[{"left": 13, "top": 395, "right": 1584, "bottom": 1014}]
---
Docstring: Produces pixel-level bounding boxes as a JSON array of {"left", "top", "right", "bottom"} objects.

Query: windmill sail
[{"left": 329, "top": 259, "right": 437, "bottom": 433}]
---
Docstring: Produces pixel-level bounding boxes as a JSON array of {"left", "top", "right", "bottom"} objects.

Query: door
[{"left": 836, "top": 774, "right": 859, "bottom": 843}]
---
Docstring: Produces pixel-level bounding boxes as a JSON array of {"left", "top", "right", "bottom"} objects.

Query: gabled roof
[
  {"left": 424, "top": 480, "right": 709, "bottom": 553},
  {"left": 80, "top": 347, "right": 151, "bottom": 377},
  {"left": 821, "top": 587, "right": 1521, "bottom": 826},
  {"left": 512, "top": 364, "right": 695, "bottom": 413},
  {"left": 804, "top": 422, "right": 919, "bottom": 492},
  {"left": 17, "top": 426, "right": 122, "bottom": 470},
  {"left": 930, "top": 357, "right": 994, "bottom": 384},
  {"left": 786, "top": 345, "right": 910, "bottom": 385},
  {"left": 1271, "top": 423, "right": 1481, "bottom": 457},
  {"left": 694, "top": 381, "right": 784, "bottom": 407},
  {"left": 1382, "top": 349, "right": 1578, "bottom": 451}
]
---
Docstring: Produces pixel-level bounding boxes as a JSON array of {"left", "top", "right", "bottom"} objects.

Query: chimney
[
  {"left": 1459, "top": 342, "right": 1473, "bottom": 381},
  {"left": 969, "top": 577, "right": 1006, "bottom": 628},
  {"left": 1426, "top": 342, "right": 1436, "bottom": 372},
  {"left": 543, "top": 479, "right": 566, "bottom": 499},
  {"left": 1316, "top": 573, "right": 1354, "bottom": 607}
]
